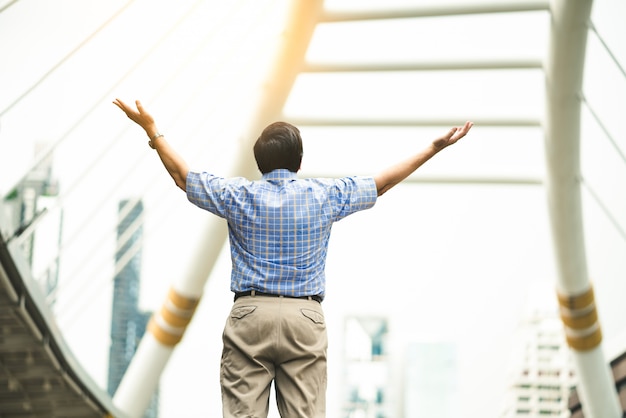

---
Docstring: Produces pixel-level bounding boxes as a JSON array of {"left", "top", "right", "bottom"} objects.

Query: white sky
[{"left": 1, "top": 0, "right": 625, "bottom": 417}]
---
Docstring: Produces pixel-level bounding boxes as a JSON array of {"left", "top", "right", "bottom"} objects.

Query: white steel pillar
[
  {"left": 113, "top": 1, "right": 325, "bottom": 416},
  {"left": 544, "top": 0, "right": 621, "bottom": 416}
]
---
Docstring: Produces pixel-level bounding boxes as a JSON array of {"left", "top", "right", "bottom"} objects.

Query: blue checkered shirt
[{"left": 186, "top": 169, "right": 377, "bottom": 298}]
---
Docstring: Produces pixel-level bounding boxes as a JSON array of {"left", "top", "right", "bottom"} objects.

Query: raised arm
[
  {"left": 113, "top": 99, "right": 189, "bottom": 191},
  {"left": 374, "top": 121, "right": 473, "bottom": 196}
]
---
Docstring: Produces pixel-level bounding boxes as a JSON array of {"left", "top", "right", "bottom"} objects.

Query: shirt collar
[{"left": 262, "top": 169, "right": 298, "bottom": 182}]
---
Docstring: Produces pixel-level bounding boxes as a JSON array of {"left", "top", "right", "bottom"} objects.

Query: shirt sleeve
[
  {"left": 330, "top": 176, "right": 377, "bottom": 222},
  {"left": 186, "top": 171, "right": 229, "bottom": 218}
]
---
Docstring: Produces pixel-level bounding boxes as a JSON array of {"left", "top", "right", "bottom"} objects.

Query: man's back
[{"left": 186, "top": 168, "right": 377, "bottom": 297}]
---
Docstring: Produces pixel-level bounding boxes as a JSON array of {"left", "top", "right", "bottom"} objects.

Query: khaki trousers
[{"left": 221, "top": 295, "right": 327, "bottom": 418}]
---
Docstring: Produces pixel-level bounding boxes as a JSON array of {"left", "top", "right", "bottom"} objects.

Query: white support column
[
  {"left": 112, "top": 1, "right": 324, "bottom": 416},
  {"left": 544, "top": 0, "right": 621, "bottom": 416}
]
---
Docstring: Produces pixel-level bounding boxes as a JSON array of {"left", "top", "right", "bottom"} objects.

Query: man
[{"left": 113, "top": 98, "right": 472, "bottom": 417}]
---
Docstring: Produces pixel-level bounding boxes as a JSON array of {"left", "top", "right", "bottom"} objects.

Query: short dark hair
[{"left": 253, "top": 122, "right": 303, "bottom": 174}]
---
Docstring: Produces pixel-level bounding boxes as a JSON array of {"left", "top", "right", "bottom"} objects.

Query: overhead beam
[
  {"left": 321, "top": 1, "right": 549, "bottom": 22},
  {"left": 303, "top": 59, "right": 543, "bottom": 73},
  {"left": 286, "top": 116, "right": 541, "bottom": 128}
]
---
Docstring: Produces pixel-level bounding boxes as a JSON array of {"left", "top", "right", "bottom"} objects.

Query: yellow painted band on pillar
[
  {"left": 565, "top": 326, "right": 603, "bottom": 351},
  {"left": 160, "top": 304, "right": 193, "bottom": 328},
  {"left": 148, "top": 317, "right": 183, "bottom": 347},
  {"left": 557, "top": 285, "right": 602, "bottom": 350},
  {"left": 168, "top": 287, "right": 200, "bottom": 310},
  {"left": 147, "top": 288, "right": 201, "bottom": 346},
  {"left": 559, "top": 304, "right": 598, "bottom": 330},
  {"left": 557, "top": 286, "right": 594, "bottom": 310}
]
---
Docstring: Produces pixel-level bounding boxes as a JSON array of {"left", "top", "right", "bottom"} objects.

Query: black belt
[{"left": 234, "top": 291, "right": 322, "bottom": 303}]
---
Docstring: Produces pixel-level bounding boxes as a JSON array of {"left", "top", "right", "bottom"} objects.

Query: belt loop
[
  {"left": 307, "top": 296, "right": 312, "bottom": 301},
  {"left": 251, "top": 290, "right": 256, "bottom": 297}
]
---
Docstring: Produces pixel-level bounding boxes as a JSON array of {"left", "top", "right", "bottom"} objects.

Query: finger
[
  {"left": 453, "top": 122, "right": 471, "bottom": 137},
  {"left": 451, "top": 126, "right": 468, "bottom": 141},
  {"left": 136, "top": 100, "right": 145, "bottom": 113},
  {"left": 113, "top": 98, "right": 130, "bottom": 112}
]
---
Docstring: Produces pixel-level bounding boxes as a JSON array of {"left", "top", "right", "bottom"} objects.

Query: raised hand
[
  {"left": 432, "top": 121, "right": 474, "bottom": 149},
  {"left": 113, "top": 98, "right": 158, "bottom": 135}
]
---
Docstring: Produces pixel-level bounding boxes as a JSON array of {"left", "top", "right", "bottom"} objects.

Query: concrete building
[
  {"left": 342, "top": 316, "right": 390, "bottom": 417},
  {"left": 501, "top": 291, "right": 576, "bottom": 417}
]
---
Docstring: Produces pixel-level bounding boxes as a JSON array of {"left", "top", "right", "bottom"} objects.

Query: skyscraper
[{"left": 108, "top": 199, "right": 159, "bottom": 418}]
